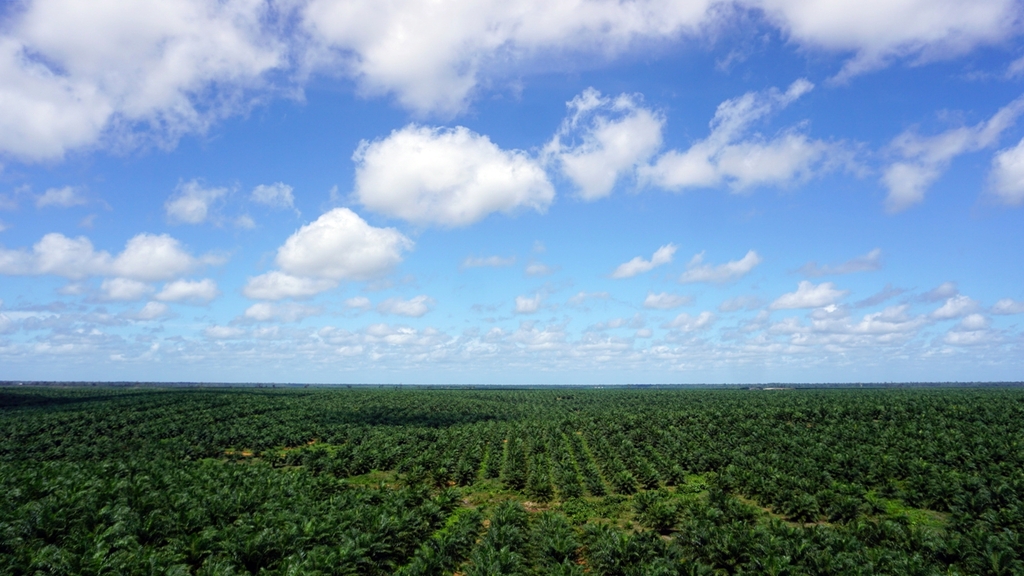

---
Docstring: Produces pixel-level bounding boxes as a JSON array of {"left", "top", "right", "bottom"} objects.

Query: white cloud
[
  {"left": 643, "top": 292, "right": 692, "bottom": 310},
  {"left": 0, "top": 233, "right": 110, "bottom": 279},
  {"left": 922, "top": 281, "right": 959, "bottom": 302},
  {"left": 251, "top": 182, "right": 297, "bottom": 210},
  {"left": 943, "top": 329, "right": 992, "bottom": 346},
  {"left": 100, "top": 277, "right": 152, "bottom": 301},
  {"left": 943, "top": 312, "right": 994, "bottom": 345},
  {"left": 679, "top": 249, "right": 761, "bottom": 283},
  {"left": 567, "top": 291, "right": 609, "bottom": 306},
  {"left": 300, "top": 0, "right": 713, "bottom": 115},
  {"left": 931, "top": 294, "right": 980, "bottom": 319},
  {"left": 462, "top": 255, "right": 516, "bottom": 269},
  {"left": 525, "top": 263, "right": 555, "bottom": 277},
  {"left": 588, "top": 314, "right": 645, "bottom": 332},
  {"left": 300, "top": 0, "right": 1017, "bottom": 116},
  {"left": 664, "top": 311, "right": 715, "bottom": 331},
  {"left": 956, "top": 313, "right": 990, "bottom": 331},
  {"left": 242, "top": 271, "right": 337, "bottom": 300},
  {"left": 111, "top": 234, "right": 203, "bottom": 281},
  {"left": 882, "top": 95, "right": 1024, "bottom": 212},
  {"left": 990, "top": 137, "right": 1024, "bottom": 205},
  {"left": 377, "top": 295, "right": 435, "bottom": 317},
  {"left": 611, "top": 244, "right": 676, "bottom": 279},
  {"left": 133, "top": 301, "right": 170, "bottom": 320},
  {"left": 771, "top": 281, "right": 848, "bottom": 310},
  {"left": 275, "top": 208, "right": 412, "bottom": 282},
  {"left": 1009, "top": 55, "right": 1024, "bottom": 78},
  {"left": 754, "top": 0, "right": 1021, "bottom": 81},
  {"left": 0, "top": 0, "right": 284, "bottom": 161},
  {"left": 235, "top": 215, "right": 256, "bottom": 229},
  {"left": 1, "top": 0, "right": 1015, "bottom": 163},
  {"left": 244, "top": 302, "right": 321, "bottom": 323},
  {"left": 799, "top": 248, "right": 882, "bottom": 276},
  {"left": 354, "top": 125, "right": 553, "bottom": 227},
  {"left": 204, "top": 325, "right": 246, "bottom": 339},
  {"left": 992, "top": 298, "right": 1024, "bottom": 314},
  {"left": 546, "top": 88, "right": 664, "bottom": 200},
  {"left": 165, "top": 180, "right": 227, "bottom": 224},
  {"left": 36, "top": 186, "right": 87, "bottom": 208},
  {"left": 0, "top": 232, "right": 205, "bottom": 281},
  {"left": 155, "top": 278, "right": 219, "bottom": 303},
  {"left": 345, "top": 296, "right": 372, "bottom": 310},
  {"left": 641, "top": 80, "right": 832, "bottom": 192},
  {"left": 849, "top": 305, "right": 925, "bottom": 335},
  {"left": 515, "top": 293, "right": 543, "bottom": 314}
]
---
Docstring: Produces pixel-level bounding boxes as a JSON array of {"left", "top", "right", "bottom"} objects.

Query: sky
[{"left": 1, "top": 0, "right": 1024, "bottom": 385}]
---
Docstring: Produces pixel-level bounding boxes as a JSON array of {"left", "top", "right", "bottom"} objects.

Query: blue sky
[{"left": 2, "top": 0, "right": 1024, "bottom": 384}]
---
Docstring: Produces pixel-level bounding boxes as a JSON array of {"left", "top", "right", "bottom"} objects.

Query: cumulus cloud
[
  {"left": 664, "top": 311, "right": 716, "bottom": 331},
  {"left": 353, "top": 125, "right": 553, "bottom": 227},
  {"left": 300, "top": 0, "right": 713, "bottom": 115},
  {"left": 853, "top": 283, "right": 905, "bottom": 308},
  {"left": 251, "top": 182, "right": 297, "bottom": 211},
  {"left": 165, "top": 180, "right": 228, "bottom": 224},
  {"left": 754, "top": 0, "right": 1021, "bottom": 81},
  {"left": 132, "top": 301, "right": 171, "bottom": 321},
  {"left": 546, "top": 88, "right": 663, "bottom": 200},
  {"left": 462, "top": 255, "right": 516, "bottom": 269},
  {"left": 204, "top": 325, "right": 246, "bottom": 339},
  {"left": 277, "top": 208, "right": 411, "bottom": 281},
  {"left": 799, "top": 248, "right": 882, "bottom": 276},
  {"left": 345, "top": 296, "right": 373, "bottom": 310},
  {"left": 990, "top": 137, "right": 1024, "bottom": 205},
  {"left": 155, "top": 278, "right": 219, "bottom": 303},
  {"left": 242, "top": 271, "right": 337, "bottom": 300},
  {"left": 242, "top": 208, "right": 410, "bottom": 300},
  {"left": 848, "top": 305, "right": 925, "bottom": 335},
  {"left": 0, "top": 232, "right": 208, "bottom": 281},
  {"left": 300, "top": 0, "right": 1019, "bottom": 115},
  {"left": 2, "top": 0, "right": 1016, "bottom": 162},
  {"left": 992, "top": 298, "right": 1024, "bottom": 314},
  {"left": 956, "top": 313, "right": 990, "bottom": 331},
  {"left": 515, "top": 293, "right": 543, "bottom": 314},
  {"left": 931, "top": 294, "right": 980, "bottom": 319},
  {"left": 113, "top": 234, "right": 208, "bottom": 281},
  {"left": 643, "top": 292, "right": 692, "bottom": 310},
  {"left": 611, "top": 244, "right": 676, "bottom": 279},
  {"left": 244, "top": 302, "right": 321, "bottom": 323},
  {"left": 100, "top": 277, "right": 152, "bottom": 301},
  {"left": 882, "top": 95, "right": 1024, "bottom": 212},
  {"left": 771, "top": 281, "right": 848, "bottom": 309},
  {"left": 377, "top": 295, "right": 435, "bottom": 317},
  {"left": 679, "top": 250, "right": 761, "bottom": 283},
  {"left": 0, "top": 233, "right": 109, "bottom": 279},
  {"left": 525, "top": 263, "right": 555, "bottom": 277},
  {"left": 588, "top": 314, "right": 645, "bottom": 332},
  {"left": 36, "top": 186, "right": 87, "bottom": 208},
  {"left": 641, "top": 80, "right": 834, "bottom": 192},
  {"left": 922, "top": 281, "right": 959, "bottom": 302},
  {"left": 944, "top": 313, "right": 994, "bottom": 345},
  {"left": 0, "top": 0, "right": 284, "bottom": 162},
  {"left": 567, "top": 291, "right": 609, "bottom": 306}
]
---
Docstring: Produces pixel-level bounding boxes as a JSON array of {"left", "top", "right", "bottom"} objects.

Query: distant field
[{"left": 1, "top": 386, "right": 1022, "bottom": 574}]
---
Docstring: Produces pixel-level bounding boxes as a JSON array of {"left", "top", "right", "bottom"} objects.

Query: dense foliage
[{"left": 1, "top": 386, "right": 1023, "bottom": 574}]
